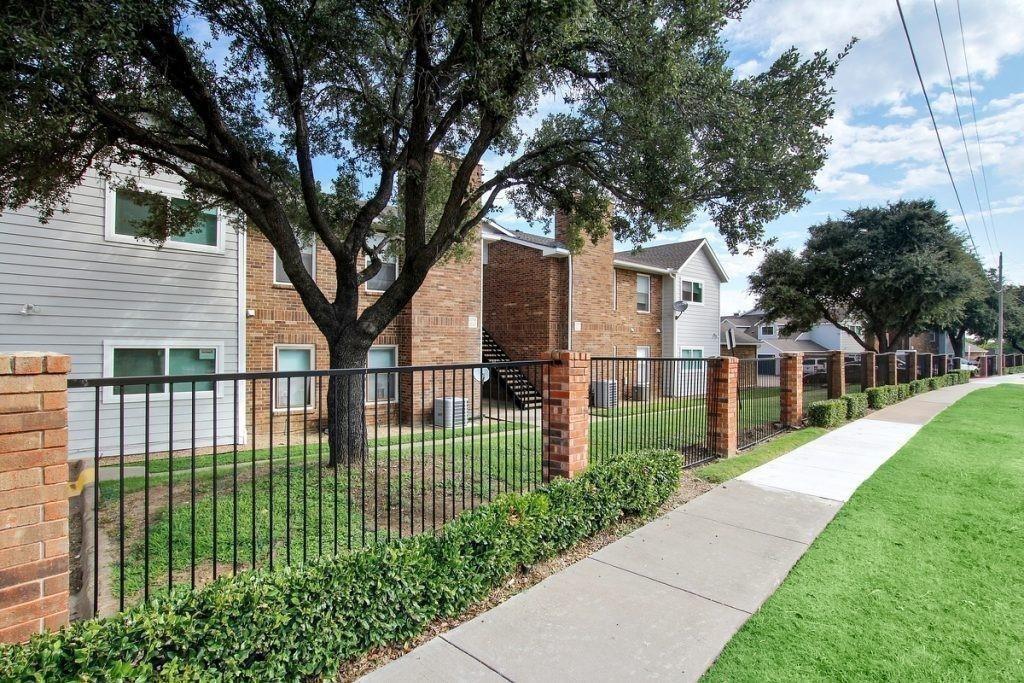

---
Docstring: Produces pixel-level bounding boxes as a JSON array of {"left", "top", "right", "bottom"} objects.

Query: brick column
[
  {"left": 937, "top": 354, "right": 949, "bottom": 376},
  {"left": 827, "top": 351, "right": 845, "bottom": 399},
  {"left": 779, "top": 353, "right": 803, "bottom": 428},
  {"left": 905, "top": 350, "right": 918, "bottom": 383},
  {"left": 706, "top": 356, "right": 738, "bottom": 457},
  {"left": 885, "top": 354, "right": 899, "bottom": 385},
  {"left": 979, "top": 356, "right": 988, "bottom": 378},
  {"left": 0, "top": 353, "right": 70, "bottom": 644},
  {"left": 861, "top": 351, "right": 876, "bottom": 391},
  {"left": 920, "top": 353, "right": 932, "bottom": 378},
  {"left": 542, "top": 350, "right": 590, "bottom": 479}
]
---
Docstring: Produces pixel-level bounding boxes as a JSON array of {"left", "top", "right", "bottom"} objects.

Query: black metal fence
[
  {"left": 737, "top": 358, "right": 783, "bottom": 449},
  {"left": 588, "top": 357, "right": 714, "bottom": 468},
  {"left": 844, "top": 354, "right": 863, "bottom": 394},
  {"left": 917, "top": 353, "right": 932, "bottom": 378},
  {"left": 896, "top": 353, "right": 912, "bottom": 384},
  {"left": 875, "top": 353, "right": 894, "bottom": 386},
  {"left": 69, "top": 360, "right": 550, "bottom": 618},
  {"left": 801, "top": 353, "right": 829, "bottom": 412}
]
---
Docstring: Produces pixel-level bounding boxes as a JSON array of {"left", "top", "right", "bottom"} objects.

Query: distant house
[
  {"left": 721, "top": 309, "right": 866, "bottom": 372},
  {"left": 903, "top": 330, "right": 987, "bottom": 360}
]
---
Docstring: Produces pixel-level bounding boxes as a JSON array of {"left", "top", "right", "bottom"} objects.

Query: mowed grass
[
  {"left": 695, "top": 427, "right": 827, "bottom": 484},
  {"left": 100, "top": 389, "right": 786, "bottom": 605},
  {"left": 704, "top": 384, "right": 1024, "bottom": 681}
]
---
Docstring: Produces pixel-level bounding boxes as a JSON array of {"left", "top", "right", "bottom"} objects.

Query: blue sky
[{"left": 476, "top": 0, "right": 1024, "bottom": 314}]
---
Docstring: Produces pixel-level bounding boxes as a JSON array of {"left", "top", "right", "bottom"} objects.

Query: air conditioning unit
[
  {"left": 632, "top": 384, "right": 650, "bottom": 401},
  {"left": 591, "top": 380, "right": 618, "bottom": 408},
  {"left": 434, "top": 397, "right": 467, "bottom": 428}
]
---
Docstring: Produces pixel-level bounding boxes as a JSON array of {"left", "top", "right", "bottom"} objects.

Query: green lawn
[
  {"left": 704, "top": 384, "right": 1024, "bottom": 681},
  {"left": 101, "top": 389, "right": 787, "bottom": 606},
  {"left": 695, "top": 427, "right": 827, "bottom": 484}
]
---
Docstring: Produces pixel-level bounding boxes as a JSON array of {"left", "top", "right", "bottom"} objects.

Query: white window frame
[
  {"left": 760, "top": 325, "right": 776, "bottom": 337},
  {"left": 636, "top": 273, "right": 651, "bottom": 313},
  {"left": 101, "top": 339, "right": 225, "bottom": 404},
  {"left": 104, "top": 179, "right": 226, "bottom": 254},
  {"left": 678, "top": 278, "right": 705, "bottom": 306},
  {"left": 366, "top": 345, "right": 399, "bottom": 404},
  {"left": 272, "top": 239, "right": 316, "bottom": 287},
  {"left": 364, "top": 236, "right": 400, "bottom": 294},
  {"left": 676, "top": 346, "right": 704, "bottom": 359},
  {"left": 272, "top": 344, "right": 316, "bottom": 412}
]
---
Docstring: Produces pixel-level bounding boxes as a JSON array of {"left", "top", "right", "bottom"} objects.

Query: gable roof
[{"left": 614, "top": 239, "right": 728, "bottom": 282}]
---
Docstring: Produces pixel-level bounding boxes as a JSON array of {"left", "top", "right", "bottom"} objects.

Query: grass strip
[{"left": 704, "top": 384, "right": 1024, "bottom": 681}]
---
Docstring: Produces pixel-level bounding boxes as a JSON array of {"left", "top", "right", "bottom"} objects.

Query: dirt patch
[{"left": 336, "top": 471, "right": 714, "bottom": 681}]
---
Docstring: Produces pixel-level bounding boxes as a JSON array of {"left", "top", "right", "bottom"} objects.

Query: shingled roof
[{"left": 614, "top": 239, "right": 704, "bottom": 270}]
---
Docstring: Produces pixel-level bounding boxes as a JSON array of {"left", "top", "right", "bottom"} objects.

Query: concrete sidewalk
[{"left": 363, "top": 375, "right": 1022, "bottom": 682}]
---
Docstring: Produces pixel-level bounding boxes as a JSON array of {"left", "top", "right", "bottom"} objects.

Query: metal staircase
[{"left": 481, "top": 329, "right": 543, "bottom": 409}]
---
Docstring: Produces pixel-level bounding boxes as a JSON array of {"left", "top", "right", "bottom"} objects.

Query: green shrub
[
  {"left": 1, "top": 450, "right": 682, "bottom": 681},
  {"left": 843, "top": 392, "right": 868, "bottom": 420},
  {"left": 896, "top": 383, "right": 911, "bottom": 401},
  {"left": 952, "top": 369, "right": 972, "bottom": 384},
  {"left": 908, "top": 378, "right": 929, "bottom": 395},
  {"left": 866, "top": 385, "right": 898, "bottom": 408},
  {"left": 928, "top": 376, "right": 942, "bottom": 391},
  {"left": 807, "top": 399, "right": 847, "bottom": 428}
]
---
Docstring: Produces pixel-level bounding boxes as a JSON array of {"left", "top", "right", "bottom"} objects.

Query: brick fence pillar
[
  {"left": 937, "top": 354, "right": 949, "bottom": 375},
  {"left": 827, "top": 351, "right": 845, "bottom": 399},
  {"left": 707, "top": 356, "right": 738, "bottom": 457},
  {"left": 779, "top": 353, "right": 803, "bottom": 428},
  {"left": 861, "top": 351, "right": 876, "bottom": 391},
  {"left": 920, "top": 353, "right": 932, "bottom": 378},
  {"left": 905, "top": 350, "right": 918, "bottom": 383},
  {"left": 979, "top": 356, "right": 988, "bottom": 378},
  {"left": 885, "top": 354, "right": 899, "bottom": 386},
  {"left": 0, "top": 352, "right": 70, "bottom": 644},
  {"left": 542, "top": 350, "right": 590, "bottom": 479}
]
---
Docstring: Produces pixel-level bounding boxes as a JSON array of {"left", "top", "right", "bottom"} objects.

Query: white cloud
[
  {"left": 887, "top": 103, "right": 918, "bottom": 117},
  {"left": 725, "top": 0, "right": 1024, "bottom": 113}
]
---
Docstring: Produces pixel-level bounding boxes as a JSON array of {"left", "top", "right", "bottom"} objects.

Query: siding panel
[{"left": 0, "top": 167, "right": 242, "bottom": 458}]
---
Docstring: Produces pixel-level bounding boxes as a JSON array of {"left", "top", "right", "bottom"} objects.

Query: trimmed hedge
[
  {"left": 866, "top": 384, "right": 899, "bottom": 408},
  {"left": 1004, "top": 365, "right": 1024, "bottom": 375},
  {"left": 1, "top": 450, "right": 682, "bottom": 681},
  {"left": 843, "top": 392, "right": 868, "bottom": 420},
  {"left": 909, "top": 378, "right": 928, "bottom": 395},
  {"left": 896, "top": 383, "right": 911, "bottom": 401},
  {"left": 807, "top": 399, "right": 847, "bottom": 428}
]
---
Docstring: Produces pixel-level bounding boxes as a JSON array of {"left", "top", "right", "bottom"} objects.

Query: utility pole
[{"left": 997, "top": 252, "right": 1004, "bottom": 374}]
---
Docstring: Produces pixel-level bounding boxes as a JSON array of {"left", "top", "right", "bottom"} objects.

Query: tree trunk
[
  {"left": 326, "top": 338, "right": 371, "bottom": 467},
  {"left": 950, "top": 330, "right": 967, "bottom": 358}
]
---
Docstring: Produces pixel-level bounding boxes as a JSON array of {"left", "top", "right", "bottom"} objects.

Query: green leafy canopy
[
  {"left": 749, "top": 200, "right": 976, "bottom": 352},
  {"left": 1, "top": 0, "right": 844, "bottom": 344}
]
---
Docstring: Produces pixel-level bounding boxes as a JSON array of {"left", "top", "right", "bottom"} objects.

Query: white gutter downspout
[
  {"left": 668, "top": 271, "right": 677, "bottom": 358},
  {"left": 567, "top": 253, "right": 574, "bottom": 350}
]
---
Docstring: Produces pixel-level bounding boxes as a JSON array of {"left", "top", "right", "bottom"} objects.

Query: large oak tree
[
  {"left": 1, "top": 0, "right": 843, "bottom": 462},
  {"left": 749, "top": 200, "right": 975, "bottom": 353}
]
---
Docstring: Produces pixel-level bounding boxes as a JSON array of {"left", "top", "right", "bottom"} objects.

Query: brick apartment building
[
  {"left": 483, "top": 213, "right": 728, "bottom": 385},
  {"left": 246, "top": 221, "right": 504, "bottom": 435}
]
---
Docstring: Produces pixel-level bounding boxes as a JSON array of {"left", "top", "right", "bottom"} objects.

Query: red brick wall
[
  {"left": 482, "top": 240, "right": 567, "bottom": 360},
  {"left": 245, "top": 230, "right": 480, "bottom": 432},
  {"left": 722, "top": 344, "right": 758, "bottom": 360},
  {"left": 610, "top": 267, "right": 663, "bottom": 357},
  {"left": 482, "top": 217, "right": 663, "bottom": 363},
  {"left": 0, "top": 353, "right": 70, "bottom": 643}
]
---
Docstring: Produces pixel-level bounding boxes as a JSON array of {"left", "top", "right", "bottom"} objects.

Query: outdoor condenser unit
[
  {"left": 591, "top": 380, "right": 619, "bottom": 409},
  {"left": 632, "top": 384, "right": 650, "bottom": 401},
  {"left": 434, "top": 397, "right": 467, "bottom": 428}
]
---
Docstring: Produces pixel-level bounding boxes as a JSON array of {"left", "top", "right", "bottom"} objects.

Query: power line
[
  {"left": 932, "top": 0, "right": 995, "bottom": 260},
  {"left": 955, "top": 0, "right": 1000, "bottom": 251},
  {"left": 894, "top": 0, "right": 982, "bottom": 263}
]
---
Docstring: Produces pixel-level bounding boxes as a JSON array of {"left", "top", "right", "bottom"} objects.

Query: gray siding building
[{"left": 0, "top": 167, "right": 245, "bottom": 458}]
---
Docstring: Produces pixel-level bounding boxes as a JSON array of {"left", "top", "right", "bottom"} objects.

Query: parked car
[
  {"left": 802, "top": 357, "right": 827, "bottom": 376},
  {"left": 957, "top": 358, "right": 980, "bottom": 374}
]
